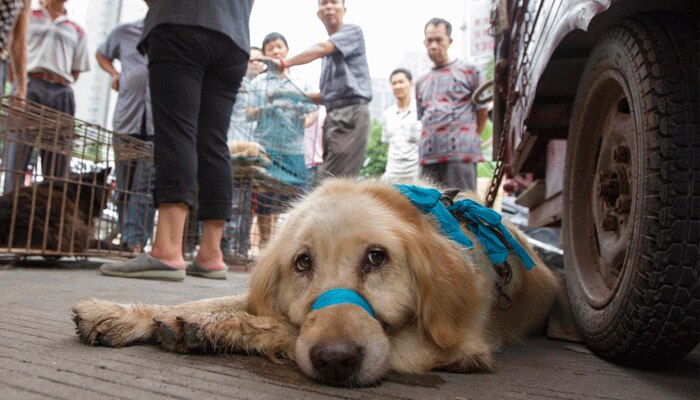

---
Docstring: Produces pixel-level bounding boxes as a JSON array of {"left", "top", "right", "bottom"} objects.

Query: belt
[
  {"left": 326, "top": 97, "right": 369, "bottom": 111},
  {"left": 29, "top": 71, "right": 70, "bottom": 87}
]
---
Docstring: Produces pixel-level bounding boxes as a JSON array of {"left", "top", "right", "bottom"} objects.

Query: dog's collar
[
  {"left": 394, "top": 184, "right": 534, "bottom": 270},
  {"left": 311, "top": 288, "right": 376, "bottom": 318}
]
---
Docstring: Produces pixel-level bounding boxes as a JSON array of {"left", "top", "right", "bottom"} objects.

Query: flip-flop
[
  {"left": 186, "top": 262, "right": 227, "bottom": 280},
  {"left": 100, "top": 253, "right": 185, "bottom": 281}
]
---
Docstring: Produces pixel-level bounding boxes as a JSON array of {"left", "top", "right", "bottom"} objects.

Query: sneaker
[
  {"left": 186, "top": 262, "right": 227, "bottom": 280},
  {"left": 100, "top": 253, "right": 186, "bottom": 281}
]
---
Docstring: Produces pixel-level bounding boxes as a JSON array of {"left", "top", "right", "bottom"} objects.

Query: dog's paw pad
[
  {"left": 154, "top": 318, "right": 187, "bottom": 353},
  {"left": 183, "top": 322, "right": 206, "bottom": 350}
]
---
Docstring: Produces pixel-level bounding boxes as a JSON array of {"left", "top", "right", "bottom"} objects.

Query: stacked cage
[
  {"left": 0, "top": 96, "right": 154, "bottom": 259},
  {"left": 185, "top": 69, "right": 320, "bottom": 269}
]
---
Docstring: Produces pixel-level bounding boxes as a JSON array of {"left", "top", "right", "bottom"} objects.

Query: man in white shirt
[
  {"left": 3, "top": 0, "right": 90, "bottom": 192},
  {"left": 382, "top": 68, "right": 421, "bottom": 180}
]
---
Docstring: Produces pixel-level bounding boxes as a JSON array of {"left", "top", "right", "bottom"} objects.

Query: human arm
[
  {"left": 285, "top": 40, "right": 336, "bottom": 68},
  {"left": 476, "top": 108, "right": 489, "bottom": 136},
  {"left": 95, "top": 52, "right": 119, "bottom": 91},
  {"left": 8, "top": 0, "right": 29, "bottom": 99}
]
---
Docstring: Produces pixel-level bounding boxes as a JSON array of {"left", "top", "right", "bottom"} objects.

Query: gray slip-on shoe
[
  {"left": 100, "top": 253, "right": 186, "bottom": 281},
  {"left": 186, "top": 262, "right": 227, "bottom": 280}
]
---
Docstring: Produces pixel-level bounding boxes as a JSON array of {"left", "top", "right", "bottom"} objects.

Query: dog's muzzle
[{"left": 310, "top": 288, "right": 375, "bottom": 318}]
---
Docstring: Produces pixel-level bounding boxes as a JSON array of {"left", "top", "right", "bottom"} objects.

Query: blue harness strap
[
  {"left": 448, "top": 198, "right": 535, "bottom": 270},
  {"left": 394, "top": 184, "right": 474, "bottom": 249},
  {"left": 394, "top": 184, "right": 535, "bottom": 270},
  {"left": 311, "top": 288, "right": 376, "bottom": 318}
]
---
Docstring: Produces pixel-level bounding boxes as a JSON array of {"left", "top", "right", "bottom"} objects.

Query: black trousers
[{"left": 146, "top": 24, "right": 247, "bottom": 220}]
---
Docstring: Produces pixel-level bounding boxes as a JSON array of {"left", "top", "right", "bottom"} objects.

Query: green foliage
[
  {"left": 359, "top": 116, "right": 495, "bottom": 179},
  {"left": 478, "top": 119, "right": 496, "bottom": 178},
  {"left": 360, "top": 119, "right": 388, "bottom": 178}
]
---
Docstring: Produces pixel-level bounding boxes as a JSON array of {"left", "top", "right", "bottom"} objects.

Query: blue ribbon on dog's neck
[
  {"left": 311, "top": 288, "right": 376, "bottom": 318},
  {"left": 394, "top": 184, "right": 534, "bottom": 270}
]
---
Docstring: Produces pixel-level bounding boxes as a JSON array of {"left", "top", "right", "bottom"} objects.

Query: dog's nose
[{"left": 309, "top": 341, "right": 363, "bottom": 383}]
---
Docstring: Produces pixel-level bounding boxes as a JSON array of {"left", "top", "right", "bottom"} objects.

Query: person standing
[
  {"left": 246, "top": 32, "right": 316, "bottom": 245},
  {"left": 416, "top": 17, "right": 489, "bottom": 192},
  {"left": 100, "top": 0, "right": 254, "bottom": 281},
  {"left": 264, "top": 0, "right": 371, "bottom": 179},
  {"left": 3, "top": 0, "right": 90, "bottom": 193},
  {"left": 95, "top": 1, "right": 154, "bottom": 252},
  {"left": 381, "top": 68, "right": 421, "bottom": 180}
]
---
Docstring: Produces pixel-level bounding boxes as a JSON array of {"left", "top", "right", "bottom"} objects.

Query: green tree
[{"left": 359, "top": 118, "right": 387, "bottom": 178}]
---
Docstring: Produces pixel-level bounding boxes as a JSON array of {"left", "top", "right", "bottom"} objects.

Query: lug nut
[
  {"left": 613, "top": 146, "right": 630, "bottom": 163},
  {"left": 616, "top": 194, "right": 631, "bottom": 213}
]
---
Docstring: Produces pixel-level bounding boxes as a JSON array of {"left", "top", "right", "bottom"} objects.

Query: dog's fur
[
  {"left": 0, "top": 168, "right": 111, "bottom": 252},
  {"left": 72, "top": 179, "right": 562, "bottom": 386}
]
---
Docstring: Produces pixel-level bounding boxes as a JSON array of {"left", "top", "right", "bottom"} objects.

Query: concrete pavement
[{"left": 1, "top": 259, "right": 698, "bottom": 400}]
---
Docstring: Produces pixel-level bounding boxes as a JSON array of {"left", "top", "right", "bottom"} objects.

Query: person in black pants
[{"left": 100, "top": 0, "right": 255, "bottom": 281}]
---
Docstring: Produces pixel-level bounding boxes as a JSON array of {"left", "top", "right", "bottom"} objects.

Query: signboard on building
[{"left": 462, "top": 0, "right": 494, "bottom": 68}]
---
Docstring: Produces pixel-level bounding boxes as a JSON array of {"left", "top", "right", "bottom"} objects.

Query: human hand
[
  {"left": 252, "top": 56, "right": 284, "bottom": 73},
  {"left": 111, "top": 74, "right": 120, "bottom": 91}
]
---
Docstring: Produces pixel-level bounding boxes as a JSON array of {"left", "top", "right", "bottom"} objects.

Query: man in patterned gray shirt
[{"left": 264, "top": 0, "right": 372, "bottom": 179}]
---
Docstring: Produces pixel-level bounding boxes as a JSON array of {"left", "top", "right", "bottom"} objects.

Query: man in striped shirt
[{"left": 416, "top": 17, "right": 489, "bottom": 192}]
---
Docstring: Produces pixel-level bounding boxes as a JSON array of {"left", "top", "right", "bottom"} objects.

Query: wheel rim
[{"left": 570, "top": 70, "right": 637, "bottom": 309}]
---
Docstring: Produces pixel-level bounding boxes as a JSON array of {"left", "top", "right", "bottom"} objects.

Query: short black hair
[
  {"left": 262, "top": 32, "right": 288, "bottom": 51},
  {"left": 425, "top": 17, "right": 452, "bottom": 38},
  {"left": 389, "top": 68, "right": 412, "bottom": 82}
]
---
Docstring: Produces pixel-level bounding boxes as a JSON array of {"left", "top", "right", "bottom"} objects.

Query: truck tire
[{"left": 563, "top": 13, "right": 699, "bottom": 365}]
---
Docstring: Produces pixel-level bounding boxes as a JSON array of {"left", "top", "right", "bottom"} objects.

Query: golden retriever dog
[{"left": 72, "top": 179, "right": 564, "bottom": 387}]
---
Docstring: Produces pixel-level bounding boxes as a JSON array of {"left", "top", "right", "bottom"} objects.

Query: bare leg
[
  {"left": 195, "top": 219, "right": 226, "bottom": 271},
  {"left": 150, "top": 203, "right": 188, "bottom": 269}
]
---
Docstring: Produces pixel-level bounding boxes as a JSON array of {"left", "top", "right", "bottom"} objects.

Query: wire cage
[
  {"left": 184, "top": 69, "right": 320, "bottom": 269},
  {"left": 0, "top": 96, "right": 154, "bottom": 259}
]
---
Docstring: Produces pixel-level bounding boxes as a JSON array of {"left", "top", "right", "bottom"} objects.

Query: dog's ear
[
  {"left": 248, "top": 247, "right": 282, "bottom": 317},
  {"left": 407, "top": 221, "right": 481, "bottom": 350}
]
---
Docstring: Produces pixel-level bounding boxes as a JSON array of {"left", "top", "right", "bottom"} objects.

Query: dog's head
[{"left": 248, "top": 179, "right": 482, "bottom": 386}]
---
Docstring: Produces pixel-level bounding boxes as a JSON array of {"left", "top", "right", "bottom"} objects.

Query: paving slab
[{"left": 0, "top": 261, "right": 698, "bottom": 400}]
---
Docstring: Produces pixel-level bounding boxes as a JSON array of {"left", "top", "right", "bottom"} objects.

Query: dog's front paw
[{"left": 72, "top": 299, "right": 154, "bottom": 347}]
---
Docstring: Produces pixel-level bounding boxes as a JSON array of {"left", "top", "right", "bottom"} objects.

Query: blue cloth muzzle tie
[{"left": 310, "top": 288, "right": 376, "bottom": 318}]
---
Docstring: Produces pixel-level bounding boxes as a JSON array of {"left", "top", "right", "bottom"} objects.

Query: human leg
[
  {"left": 318, "top": 104, "right": 370, "bottom": 179},
  {"left": 192, "top": 29, "right": 247, "bottom": 271},
  {"left": 100, "top": 25, "right": 207, "bottom": 278},
  {"left": 38, "top": 82, "right": 74, "bottom": 179},
  {"left": 122, "top": 158, "right": 155, "bottom": 251},
  {"left": 444, "top": 161, "right": 477, "bottom": 192}
]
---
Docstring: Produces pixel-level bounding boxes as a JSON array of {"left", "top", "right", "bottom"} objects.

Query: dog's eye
[
  {"left": 364, "top": 249, "right": 387, "bottom": 271},
  {"left": 294, "top": 253, "right": 313, "bottom": 273}
]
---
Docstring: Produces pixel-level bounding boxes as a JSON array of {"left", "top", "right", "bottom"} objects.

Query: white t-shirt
[
  {"left": 382, "top": 100, "right": 421, "bottom": 179},
  {"left": 26, "top": 7, "right": 90, "bottom": 83}
]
